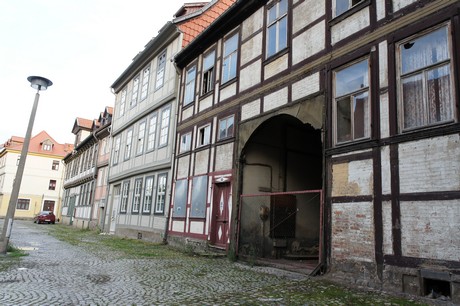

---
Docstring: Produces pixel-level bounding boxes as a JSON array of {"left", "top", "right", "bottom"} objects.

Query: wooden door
[{"left": 211, "top": 182, "right": 230, "bottom": 248}]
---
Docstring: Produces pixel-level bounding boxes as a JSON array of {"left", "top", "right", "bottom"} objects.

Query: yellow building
[{"left": 0, "top": 131, "right": 73, "bottom": 220}]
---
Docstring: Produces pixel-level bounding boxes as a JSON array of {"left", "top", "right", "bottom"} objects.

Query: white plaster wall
[
  {"left": 376, "top": 0, "right": 386, "bottom": 21},
  {"left": 263, "top": 87, "right": 288, "bottom": 112},
  {"left": 292, "top": 20, "right": 325, "bottom": 65},
  {"left": 378, "top": 41, "right": 388, "bottom": 88},
  {"left": 381, "top": 145, "right": 391, "bottom": 195},
  {"left": 240, "top": 60, "right": 262, "bottom": 92},
  {"left": 219, "top": 82, "right": 237, "bottom": 102},
  {"left": 177, "top": 156, "right": 190, "bottom": 179},
  {"left": 182, "top": 106, "right": 194, "bottom": 121},
  {"left": 241, "top": 8, "right": 263, "bottom": 41},
  {"left": 399, "top": 135, "right": 460, "bottom": 193},
  {"left": 215, "top": 143, "right": 234, "bottom": 172},
  {"left": 190, "top": 221, "right": 205, "bottom": 234},
  {"left": 241, "top": 99, "right": 261, "bottom": 121},
  {"left": 172, "top": 220, "right": 185, "bottom": 232},
  {"left": 380, "top": 92, "right": 390, "bottom": 139},
  {"left": 392, "top": 0, "right": 417, "bottom": 11},
  {"left": 292, "top": 0, "right": 325, "bottom": 34},
  {"left": 382, "top": 201, "right": 393, "bottom": 255},
  {"left": 332, "top": 159, "right": 374, "bottom": 197},
  {"left": 199, "top": 95, "right": 213, "bottom": 112},
  {"left": 240, "top": 32, "right": 263, "bottom": 66},
  {"left": 331, "top": 8, "right": 370, "bottom": 45},
  {"left": 401, "top": 200, "right": 460, "bottom": 261},
  {"left": 291, "top": 72, "right": 320, "bottom": 101},
  {"left": 194, "top": 149, "right": 209, "bottom": 175},
  {"left": 264, "top": 53, "right": 288, "bottom": 80}
]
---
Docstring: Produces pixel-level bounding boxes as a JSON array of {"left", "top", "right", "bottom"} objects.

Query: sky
[{"left": 0, "top": 0, "right": 203, "bottom": 145}]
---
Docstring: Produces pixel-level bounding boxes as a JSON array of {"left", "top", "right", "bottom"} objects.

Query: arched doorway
[{"left": 237, "top": 114, "right": 323, "bottom": 274}]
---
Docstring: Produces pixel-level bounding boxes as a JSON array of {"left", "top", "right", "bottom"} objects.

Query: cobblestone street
[{"left": 0, "top": 220, "right": 429, "bottom": 306}]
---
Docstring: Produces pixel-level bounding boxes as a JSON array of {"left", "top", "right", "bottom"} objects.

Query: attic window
[{"left": 42, "top": 142, "right": 53, "bottom": 151}]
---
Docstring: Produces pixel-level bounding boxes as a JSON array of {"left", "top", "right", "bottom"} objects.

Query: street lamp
[{"left": 0, "top": 76, "right": 52, "bottom": 254}]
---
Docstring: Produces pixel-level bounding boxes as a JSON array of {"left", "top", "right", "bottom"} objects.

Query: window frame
[
  {"left": 222, "top": 32, "right": 239, "bottom": 84},
  {"left": 217, "top": 115, "right": 235, "bottom": 141},
  {"left": 140, "top": 65, "right": 150, "bottom": 101},
  {"left": 184, "top": 65, "right": 197, "bottom": 106},
  {"left": 120, "top": 180, "right": 130, "bottom": 213},
  {"left": 143, "top": 175, "right": 154, "bottom": 214},
  {"left": 52, "top": 160, "right": 59, "bottom": 171},
  {"left": 332, "top": 57, "right": 371, "bottom": 145},
  {"left": 136, "top": 120, "right": 147, "bottom": 156},
  {"left": 113, "top": 136, "right": 121, "bottom": 165},
  {"left": 197, "top": 124, "right": 211, "bottom": 147},
  {"left": 130, "top": 75, "right": 140, "bottom": 108},
  {"left": 333, "top": 0, "right": 365, "bottom": 18},
  {"left": 17, "top": 198, "right": 30, "bottom": 210},
  {"left": 179, "top": 132, "right": 192, "bottom": 153},
  {"left": 266, "top": 0, "right": 288, "bottom": 59},
  {"left": 396, "top": 23, "right": 455, "bottom": 132},
  {"left": 146, "top": 113, "right": 158, "bottom": 152},
  {"left": 154, "top": 173, "right": 167, "bottom": 215},
  {"left": 155, "top": 50, "right": 167, "bottom": 90},
  {"left": 124, "top": 129, "right": 134, "bottom": 160},
  {"left": 119, "top": 88, "right": 127, "bottom": 117},
  {"left": 158, "top": 106, "right": 171, "bottom": 147},
  {"left": 132, "top": 178, "right": 143, "bottom": 213},
  {"left": 201, "top": 50, "right": 216, "bottom": 95},
  {"left": 49, "top": 179, "right": 57, "bottom": 191}
]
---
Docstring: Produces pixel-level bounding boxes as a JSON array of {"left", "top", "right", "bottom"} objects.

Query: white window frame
[
  {"left": 125, "top": 129, "right": 133, "bottom": 160},
  {"left": 197, "top": 124, "right": 211, "bottom": 147},
  {"left": 155, "top": 50, "right": 167, "bottom": 90},
  {"left": 334, "top": 0, "right": 364, "bottom": 17},
  {"left": 119, "top": 88, "right": 127, "bottom": 117},
  {"left": 202, "top": 50, "right": 215, "bottom": 95},
  {"left": 131, "top": 75, "right": 140, "bottom": 108},
  {"left": 218, "top": 115, "right": 235, "bottom": 140},
  {"left": 137, "top": 121, "right": 147, "bottom": 156},
  {"left": 154, "top": 173, "right": 167, "bottom": 214},
  {"left": 143, "top": 176, "right": 154, "bottom": 213},
  {"left": 159, "top": 107, "right": 171, "bottom": 147},
  {"left": 184, "top": 66, "right": 196, "bottom": 106},
  {"left": 147, "top": 113, "right": 158, "bottom": 151},
  {"left": 132, "top": 178, "right": 143, "bottom": 213},
  {"left": 113, "top": 136, "right": 121, "bottom": 165},
  {"left": 266, "top": 0, "right": 288, "bottom": 58},
  {"left": 180, "top": 132, "right": 192, "bottom": 153},
  {"left": 140, "top": 66, "right": 150, "bottom": 101},
  {"left": 120, "top": 181, "right": 130, "bottom": 213},
  {"left": 222, "top": 33, "right": 238, "bottom": 84}
]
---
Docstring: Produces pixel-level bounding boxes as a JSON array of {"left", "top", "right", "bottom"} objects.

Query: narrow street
[{"left": 0, "top": 220, "right": 428, "bottom": 305}]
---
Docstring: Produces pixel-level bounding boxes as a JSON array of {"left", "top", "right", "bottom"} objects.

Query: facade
[
  {"left": 105, "top": 0, "right": 235, "bottom": 242},
  {"left": 62, "top": 109, "right": 112, "bottom": 229},
  {"left": 0, "top": 131, "right": 72, "bottom": 220},
  {"left": 169, "top": 0, "right": 460, "bottom": 302}
]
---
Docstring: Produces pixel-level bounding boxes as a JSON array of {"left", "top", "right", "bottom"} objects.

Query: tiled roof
[
  {"left": 76, "top": 118, "right": 94, "bottom": 130},
  {"left": 3, "top": 130, "right": 73, "bottom": 157},
  {"left": 176, "top": 0, "right": 236, "bottom": 47}
]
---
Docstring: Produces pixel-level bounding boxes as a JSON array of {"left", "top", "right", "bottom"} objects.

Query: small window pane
[
  {"left": 402, "top": 74, "right": 424, "bottom": 129},
  {"left": 353, "top": 91, "right": 369, "bottom": 139},
  {"left": 427, "top": 65, "right": 452, "bottom": 124},
  {"left": 336, "top": 97, "right": 352, "bottom": 143},
  {"left": 336, "top": 60, "right": 369, "bottom": 97}
]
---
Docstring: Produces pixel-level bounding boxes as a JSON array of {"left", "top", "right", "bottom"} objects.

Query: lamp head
[{"left": 27, "top": 76, "right": 53, "bottom": 91}]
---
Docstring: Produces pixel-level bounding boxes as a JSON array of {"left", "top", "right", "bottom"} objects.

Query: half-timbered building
[{"left": 169, "top": 0, "right": 460, "bottom": 301}]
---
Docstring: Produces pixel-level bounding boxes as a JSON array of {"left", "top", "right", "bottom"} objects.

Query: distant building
[
  {"left": 105, "top": 0, "right": 235, "bottom": 242},
  {"left": 61, "top": 107, "right": 112, "bottom": 229},
  {"left": 0, "top": 131, "right": 73, "bottom": 220}
]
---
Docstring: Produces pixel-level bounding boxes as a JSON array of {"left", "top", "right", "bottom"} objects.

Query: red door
[{"left": 211, "top": 183, "right": 230, "bottom": 248}]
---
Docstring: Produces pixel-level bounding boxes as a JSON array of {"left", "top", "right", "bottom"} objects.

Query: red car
[{"left": 33, "top": 211, "right": 56, "bottom": 224}]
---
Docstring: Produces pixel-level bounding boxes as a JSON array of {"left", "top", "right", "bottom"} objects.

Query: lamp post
[{"left": 0, "top": 76, "right": 52, "bottom": 254}]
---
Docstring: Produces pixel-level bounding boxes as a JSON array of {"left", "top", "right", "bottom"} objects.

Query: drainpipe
[
  {"left": 88, "top": 131, "right": 99, "bottom": 229},
  {"left": 101, "top": 124, "right": 113, "bottom": 233}
]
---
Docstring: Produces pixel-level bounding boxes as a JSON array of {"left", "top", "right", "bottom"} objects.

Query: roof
[
  {"left": 72, "top": 117, "right": 94, "bottom": 134},
  {"left": 1, "top": 130, "right": 73, "bottom": 158}
]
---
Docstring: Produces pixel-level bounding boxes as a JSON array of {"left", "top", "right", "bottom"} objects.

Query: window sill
[
  {"left": 263, "top": 48, "right": 289, "bottom": 66},
  {"left": 329, "top": 0, "right": 371, "bottom": 26},
  {"left": 220, "top": 78, "right": 237, "bottom": 90}
]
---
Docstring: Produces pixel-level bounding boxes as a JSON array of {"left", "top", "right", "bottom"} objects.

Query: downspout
[
  {"left": 101, "top": 124, "right": 113, "bottom": 233},
  {"left": 88, "top": 131, "right": 99, "bottom": 229}
]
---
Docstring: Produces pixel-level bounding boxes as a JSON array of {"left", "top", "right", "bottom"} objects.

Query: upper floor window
[
  {"left": 202, "top": 50, "right": 215, "bottom": 95},
  {"left": 159, "top": 107, "right": 171, "bottom": 147},
  {"left": 147, "top": 113, "right": 157, "bottom": 151},
  {"left": 180, "top": 132, "right": 192, "bottom": 153},
  {"left": 333, "top": 58, "right": 370, "bottom": 144},
  {"left": 49, "top": 179, "right": 57, "bottom": 190},
  {"left": 267, "top": 0, "right": 288, "bottom": 58},
  {"left": 398, "top": 24, "right": 454, "bottom": 131},
  {"left": 137, "top": 121, "right": 146, "bottom": 156},
  {"left": 222, "top": 33, "right": 238, "bottom": 83},
  {"left": 113, "top": 136, "right": 121, "bottom": 165},
  {"left": 218, "top": 115, "right": 235, "bottom": 140},
  {"left": 335, "top": 0, "right": 363, "bottom": 17},
  {"left": 120, "top": 181, "right": 130, "bottom": 213},
  {"left": 184, "top": 66, "right": 196, "bottom": 106},
  {"left": 125, "top": 129, "right": 133, "bottom": 160},
  {"left": 132, "top": 178, "right": 143, "bottom": 213},
  {"left": 197, "top": 124, "right": 211, "bottom": 147},
  {"left": 155, "top": 51, "right": 166, "bottom": 90},
  {"left": 140, "top": 66, "right": 150, "bottom": 101},
  {"left": 42, "top": 142, "right": 52, "bottom": 151},
  {"left": 52, "top": 160, "right": 59, "bottom": 171},
  {"left": 143, "top": 176, "right": 154, "bottom": 213},
  {"left": 155, "top": 173, "right": 167, "bottom": 214},
  {"left": 131, "top": 75, "right": 140, "bottom": 107},
  {"left": 119, "top": 88, "right": 127, "bottom": 117}
]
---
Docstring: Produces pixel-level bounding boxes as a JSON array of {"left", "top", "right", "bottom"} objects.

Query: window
[
  {"left": 131, "top": 75, "right": 140, "bottom": 107},
  {"left": 184, "top": 66, "right": 196, "bottom": 105},
  {"left": 125, "top": 129, "right": 133, "bottom": 160},
  {"left": 398, "top": 25, "right": 454, "bottom": 131},
  {"left": 333, "top": 59, "right": 370, "bottom": 144},
  {"left": 335, "top": 0, "right": 363, "bottom": 17},
  {"left": 137, "top": 121, "right": 146, "bottom": 155},
  {"left": 173, "top": 179, "right": 188, "bottom": 217},
  {"left": 147, "top": 114, "right": 157, "bottom": 151},
  {"left": 267, "top": 0, "right": 288, "bottom": 58},
  {"left": 17, "top": 198, "right": 30, "bottom": 210},
  {"left": 52, "top": 160, "right": 59, "bottom": 170},
  {"left": 155, "top": 51, "right": 166, "bottom": 90},
  {"left": 120, "top": 181, "right": 130, "bottom": 213},
  {"left": 143, "top": 176, "right": 154, "bottom": 213},
  {"left": 180, "top": 132, "right": 192, "bottom": 153},
  {"left": 222, "top": 33, "right": 238, "bottom": 83},
  {"left": 49, "top": 180, "right": 56, "bottom": 190},
  {"left": 119, "top": 88, "right": 127, "bottom": 117},
  {"left": 190, "top": 176, "right": 207, "bottom": 218},
  {"left": 42, "top": 143, "right": 52, "bottom": 151},
  {"left": 197, "top": 124, "right": 211, "bottom": 147},
  {"left": 132, "top": 178, "right": 143, "bottom": 213},
  {"left": 113, "top": 136, "right": 121, "bottom": 165},
  {"left": 202, "top": 50, "right": 215, "bottom": 94},
  {"left": 218, "top": 115, "right": 234, "bottom": 140},
  {"left": 155, "top": 173, "right": 167, "bottom": 214},
  {"left": 140, "top": 66, "right": 150, "bottom": 101},
  {"left": 159, "top": 107, "right": 171, "bottom": 147}
]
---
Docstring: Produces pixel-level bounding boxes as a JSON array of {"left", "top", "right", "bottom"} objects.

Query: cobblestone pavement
[
  {"left": 0, "top": 220, "right": 432, "bottom": 306},
  {"left": 0, "top": 220, "right": 313, "bottom": 306}
]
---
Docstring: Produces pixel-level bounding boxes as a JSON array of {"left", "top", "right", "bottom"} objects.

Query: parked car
[{"left": 33, "top": 211, "right": 56, "bottom": 224}]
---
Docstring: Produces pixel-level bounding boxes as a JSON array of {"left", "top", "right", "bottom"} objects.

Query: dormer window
[{"left": 41, "top": 140, "right": 53, "bottom": 151}]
